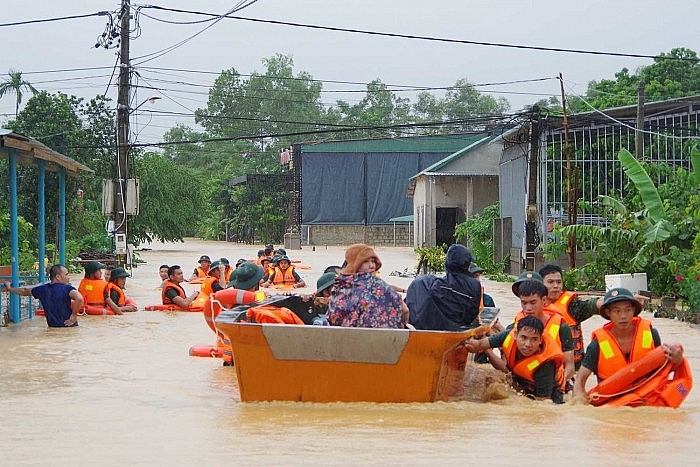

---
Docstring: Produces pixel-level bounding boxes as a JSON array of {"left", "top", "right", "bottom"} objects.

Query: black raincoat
[{"left": 406, "top": 244, "right": 482, "bottom": 331}]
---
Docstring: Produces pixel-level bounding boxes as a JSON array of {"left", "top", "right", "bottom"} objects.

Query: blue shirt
[{"left": 31, "top": 283, "right": 78, "bottom": 327}]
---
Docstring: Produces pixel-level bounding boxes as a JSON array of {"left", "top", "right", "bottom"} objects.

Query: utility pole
[
  {"left": 115, "top": 0, "right": 131, "bottom": 267},
  {"left": 636, "top": 80, "right": 645, "bottom": 159},
  {"left": 524, "top": 104, "right": 541, "bottom": 271}
]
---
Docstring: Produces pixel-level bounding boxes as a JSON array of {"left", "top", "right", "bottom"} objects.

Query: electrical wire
[
  {"left": 140, "top": 5, "right": 699, "bottom": 62},
  {"left": 131, "top": 1, "right": 260, "bottom": 66},
  {"left": 560, "top": 78, "right": 699, "bottom": 140},
  {"left": 0, "top": 12, "right": 110, "bottom": 27},
  {"left": 67, "top": 114, "right": 525, "bottom": 149}
]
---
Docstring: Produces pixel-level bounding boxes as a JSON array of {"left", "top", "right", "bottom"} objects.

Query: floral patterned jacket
[{"left": 327, "top": 272, "right": 405, "bottom": 328}]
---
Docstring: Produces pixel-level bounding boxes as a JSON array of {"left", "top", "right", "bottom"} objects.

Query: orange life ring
[
  {"left": 144, "top": 304, "right": 200, "bottom": 312},
  {"left": 204, "top": 289, "right": 265, "bottom": 334},
  {"left": 82, "top": 304, "right": 116, "bottom": 316},
  {"left": 589, "top": 345, "right": 693, "bottom": 408},
  {"left": 189, "top": 345, "right": 223, "bottom": 358}
]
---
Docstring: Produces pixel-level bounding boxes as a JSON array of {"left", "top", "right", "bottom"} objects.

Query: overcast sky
[{"left": 1, "top": 0, "right": 698, "bottom": 143}]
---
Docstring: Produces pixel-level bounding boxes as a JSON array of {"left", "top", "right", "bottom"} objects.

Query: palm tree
[{"left": 0, "top": 69, "right": 38, "bottom": 117}]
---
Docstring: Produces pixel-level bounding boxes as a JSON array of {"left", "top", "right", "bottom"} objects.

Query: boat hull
[{"left": 216, "top": 309, "right": 496, "bottom": 403}]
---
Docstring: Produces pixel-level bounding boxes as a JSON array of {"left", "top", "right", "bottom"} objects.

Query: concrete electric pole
[{"left": 115, "top": 0, "right": 131, "bottom": 267}]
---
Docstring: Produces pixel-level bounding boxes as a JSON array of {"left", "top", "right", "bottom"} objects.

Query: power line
[
  {"left": 131, "top": 1, "right": 260, "bottom": 66},
  {"left": 0, "top": 12, "right": 110, "bottom": 27},
  {"left": 68, "top": 115, "right": 523, "bottom": 149},
  {"left": 141, "top": 5, "right": 698, "bottom": 62}
]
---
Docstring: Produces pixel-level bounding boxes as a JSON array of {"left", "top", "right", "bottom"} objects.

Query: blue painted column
[
  {"left": 38, "top": 160, "right": 46, "bottom": 283},
  {"left": 9, "top": 149, "right": 20, "bottom": 323},
  {"left": 58, "top": 169, "right": 66, "bottom": 265}
]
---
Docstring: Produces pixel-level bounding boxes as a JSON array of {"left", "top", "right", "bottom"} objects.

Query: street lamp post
[{"left": 113, "top": 95, "right": 160, "bottom": 267}]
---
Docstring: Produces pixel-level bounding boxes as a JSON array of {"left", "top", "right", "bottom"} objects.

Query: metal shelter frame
[
  {"left": 541, "top": 96, "right": 700, "bottom": 244},
  {"left": 0, "top": 129, "right": 93, "bottom": 323}
]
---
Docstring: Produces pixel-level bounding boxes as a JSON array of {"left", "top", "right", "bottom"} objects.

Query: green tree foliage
[
  {"left": 454, "top": 204, "right": 505, "bottom": 272},
  {"left": 0, "top": 213, "right": 36, "bottom": 269},
  {"left": 195, "top": 54, "right": 327, "bottom": 173},
  {"left": 571, "top": 47, "right": 700, "bottom": 111},
  {"left": 443, "top": 79, "right": 510, "bottom": 131},
  {"left": 335, "top": 79, "right": 412, "bottom": 137},
  {"left": 0, "top": 69, "right": 38, "bottom": 116},
  {"left": 545, "top": 146, "right": 700, "bottom": 312},
  {"left": 4, "top": 91, "right": 115, "bottom": 249},
  {"left": 129, "top": 152, "right": 205, "bottom": 243}
]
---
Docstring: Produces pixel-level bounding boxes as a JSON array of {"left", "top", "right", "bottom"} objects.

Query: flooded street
[{"left": 2, "top": 239, "right": 699, "bottom": 465}]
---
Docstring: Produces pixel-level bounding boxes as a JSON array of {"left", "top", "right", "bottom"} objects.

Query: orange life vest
[
  {"left": 246, "top": 305, "right": 304, "bottom": 324},
  {"left": 224, "top": 267, "right": 233, "bottom": 283},
  {"left": 78, "top": 278, "right": 108, "bottom": 305},
  {"left": 194, "top": 266, "right": 209, "bottom": 278},
  {"left": 104, "top": 282, "right": 126, "bottom": 306},
  {"left": 513, "top": 310, "right": 564, "bottom": 349},
  {"left": 502, "top": 328, "right": 566, "bottom": 393},
  {"left": 592, "top": 316, "right": 655, "bottom": 381},
  {"left": 162, "top": 279, "right": 186, "bottom": 305},
  {"left": 271, "top": 266, "right": 296, "bottom": 285},
  {"left": 545, "top": 291, "right": 583, "bottom": 363},
  {"left": 200, "top": 276, "right": 220, "bottom": 298}
]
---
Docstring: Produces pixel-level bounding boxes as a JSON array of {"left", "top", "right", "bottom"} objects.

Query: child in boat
[
  {"left": 327, "top": 244, "right": 408, "bottom": 328},
  {"left": 104, "top": 267, "right": 138, "bottom": 314},
  {"left": 573, "top": 287, "right": 684, "bottom": 403}
]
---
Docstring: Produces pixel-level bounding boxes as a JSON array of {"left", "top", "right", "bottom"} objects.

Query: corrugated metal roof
[
  {"left": 0, "top": 128, "right": 93, "bottom": 175},
  {"left": 300, "top": 133, "right": 488, "bottom": 153},
  {"left": 388, "top": 214, "right": 414, "bottom": 222},
  {"left": 405, "top": 135, "right": 499, "bottom": 196},
  {"left": 409, "top": 135, "right": 493, "bottom": 179}
]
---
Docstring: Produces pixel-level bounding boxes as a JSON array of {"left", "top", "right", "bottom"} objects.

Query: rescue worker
[
  {"left": 465, "top": 278, "right": 575, "bottom": 381},
  {"left": 104, "top": 267, "right": 138, "bottom": 314},
  {"left": 539, "top": 264, "right": 600, "bottom": 370},
  {"left": 189, "top": 255, "right": 211, "bottom": 281},
  {"left": 163, "top": 265, "right": 199, "bottom": 308},
  {"left": 573, "top": 288, "right": 684, "bottom": 403},
  {"left": 483, "top": 315, "right": 565, "bottom": 403},
  {"left": 200, "top": 260, "right": 227, "bottom": 297},
  {"left": 262, "top": 255, "right": 306, "bottom": 288},
  {"left": 220, "top": 258, "right": 233, "bottom": 282},
  {"left": 260, "top": 257, "right": 273, "bottom": 281},
  {"left": 78, "top": 261, "right": 108, "bottom": 307}
]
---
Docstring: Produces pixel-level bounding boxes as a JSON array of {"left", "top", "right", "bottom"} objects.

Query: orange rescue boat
[{"left": 215, "top": 307, "right": 498, "bottom": 403}]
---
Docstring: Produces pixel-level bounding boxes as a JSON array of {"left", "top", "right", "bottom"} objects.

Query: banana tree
[{"left": 553, "top": 145, "right": 699, "bottom": 274}]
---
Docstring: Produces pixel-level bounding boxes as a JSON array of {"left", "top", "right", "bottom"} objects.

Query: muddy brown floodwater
[{"left": 1, "top": 239, "right": 699, "bottom": 466}]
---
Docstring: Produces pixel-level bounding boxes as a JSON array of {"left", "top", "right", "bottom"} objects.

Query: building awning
[{"left": 0, "top": 128, "right": 93, "bottom": 176}]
